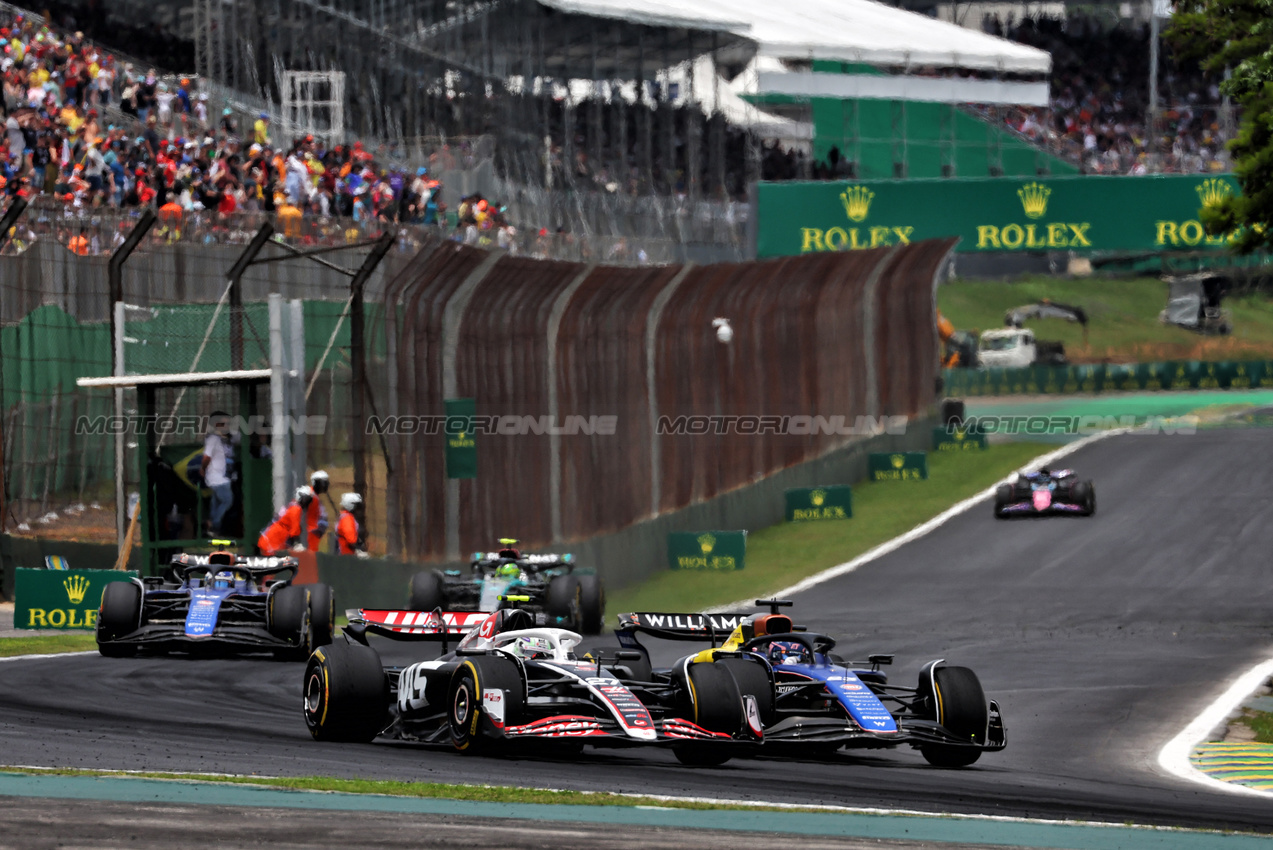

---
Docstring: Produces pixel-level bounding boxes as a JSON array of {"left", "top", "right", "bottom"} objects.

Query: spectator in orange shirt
[
  {"left": 67, "top": 227, "right": 89, "bottom": 255},
  {"left": 335, "top": 492, "right": 367, "bottom": 557},
  {"left": 305, "top": 470, "right": 330, "bottom": 551},
  {"left": 257, "top": 486, "right": 314, "bottom": 556}
]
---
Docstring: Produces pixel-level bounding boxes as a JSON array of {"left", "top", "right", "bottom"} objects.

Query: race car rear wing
[
  {"left": 470, "top": 552, "right": 581, "bottom": 573},
  {"left": 170, "top": 552, "right": 298, "bottom": 578},
  {"left": 347, "top": 608, "right": 490, "bottom": 637},
  {"left": 616, "top": 612, "right": 754, "bottom": 645}
]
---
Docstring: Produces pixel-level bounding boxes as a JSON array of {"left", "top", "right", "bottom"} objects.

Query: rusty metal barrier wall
[
  {"left": 393, "top": 242, "right": 494, "bottom": 556},
  {"left": 873, "top": 240, "right": 955, "bottom": 419},
  {"left": 556, "top": 264, "right": 682, "bottom": 539},
  {"left": 389, "top": 239, "right": 952, "bottom": 560},
  {"left": 453, "top": 257, "right": 585, "bottom": 547}
]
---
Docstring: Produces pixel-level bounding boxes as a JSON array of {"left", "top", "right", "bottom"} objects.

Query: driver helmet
[
  {"left": 508, "top": 635, "right": 552, "bottom": 660},
  {"left": 1038, "top": 467, "right": 1051, "bottom": 477},
  {"left": 496, "top": 562, "right": 521, "bottom": 577},
  {"left": 766, "top": 640, "right": 809, "bottom": 666},
  {"left": 211, "top": 569, "right": 237, "bottom": 590}
]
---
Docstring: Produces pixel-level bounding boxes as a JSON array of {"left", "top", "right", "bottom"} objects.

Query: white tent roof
[{"left": 538, "top": 0, "right": 1051, "bottom": 74}]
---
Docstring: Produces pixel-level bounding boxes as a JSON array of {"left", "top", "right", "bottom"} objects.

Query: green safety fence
[{"left": 942, "top": 360, "right": 1273, "bottom": 396}]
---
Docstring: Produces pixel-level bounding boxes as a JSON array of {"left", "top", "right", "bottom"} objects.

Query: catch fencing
[
  {"left": 0, "top": 214, "right": 949, "bottom": 561},
  {"left": 384, "top": 238, "right": 953, "bottom": 560}
]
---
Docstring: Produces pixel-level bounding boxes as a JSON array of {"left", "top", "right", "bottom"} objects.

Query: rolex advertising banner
[
  {"left": 756, "top": 175, "right": 1240, "bottom": 257},
  {"left": 667, "top": 531, "right": 747, "bottom": 571},
  {"left": 16, "top": 568, "right": 138, "bottom": 630},
  {"left": 868, "top": 452, "right": 929, "bottom": 481},
  {"left": 444, "top": 398, "right": 477, "bottom": 479},
  {"left": 932, "top": 427, "right": 988, "bottom": 451},
  {"left": 785, "top": 486, "right": 853, "bottom": 522}
]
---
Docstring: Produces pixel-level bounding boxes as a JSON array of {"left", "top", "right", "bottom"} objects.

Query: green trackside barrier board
[
  {"left": 756, "top": 174, "right": 1240, "bottom": 257},
  {"left": 444, "top": 397, "right": 477, "bottom": 479},
  {"left": 943, "top": 360, "right": 1273, "bottom": 396},
  {"left": 15, "top": 568, "right": 138, "bottom": 629},
  {"left": 785, "top": 486, "right": 853, "bottom": 522},
  {"left": 932, "top": 427, "right": 988, "bottom": 451},
  {"left": 868, "top": 452, "right": 928, "bottom": 481},
  {"left": 667, "top": 531, "right": 747, "bottom": 571}
]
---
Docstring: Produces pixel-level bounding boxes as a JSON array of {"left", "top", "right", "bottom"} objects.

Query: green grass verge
[
  {"left": 0, "top": 633, "right": 97, "bottom": 657},
  {"left": 939, "top": 276, "right": 1273, "bottom": 364},
  {"left": 0, "top": 767, "right": 847, "bottom": 813},
  {"left": 1243, "top": 710, "right": 1273, "bottom": 744},
  {"left": 607, "top": 442, "right": 1050, "bottom": 615}
]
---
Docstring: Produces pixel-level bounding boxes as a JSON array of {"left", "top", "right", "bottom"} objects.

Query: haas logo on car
[{"left": 478, "top": 614, "right": 498, "bottom": 639}]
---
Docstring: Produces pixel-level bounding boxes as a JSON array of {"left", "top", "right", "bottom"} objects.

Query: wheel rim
[
  {"left": 304, "top": 671, "right": 324, "bottom": 717},
  {"left": 453, "top": 682, "right": 472, "bottom": 728}
]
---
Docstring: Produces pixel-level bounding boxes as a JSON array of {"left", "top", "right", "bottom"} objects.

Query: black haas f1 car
[
  {"left": 95, "top": 550, "right": 334, "bottom": 659},
  {"left": 408, "top": 539, "right": 605, "bottom": 634},
  {"left": 303, "top": 603, "right": 762, "bottom": 764},
  {"left": 612, "top": 600, "right": 1006, "bottom": 767},
  {"left": 993, "top": 467, "right": 1095, "bottom": 518}
]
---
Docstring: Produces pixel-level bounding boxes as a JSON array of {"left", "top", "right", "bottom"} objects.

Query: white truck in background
[{"left": 975, "top": 301, "right": 1085, "bottom": 368}]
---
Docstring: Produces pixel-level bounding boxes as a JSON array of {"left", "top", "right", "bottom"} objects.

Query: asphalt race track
[{"left": 1, "top": 430, "right": 1272, "bottom": 834}]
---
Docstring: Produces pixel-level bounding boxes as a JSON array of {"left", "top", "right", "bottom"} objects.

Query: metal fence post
[
  {"left": 107, "top": 209, "right": 156, "bottom": 546},
  {"left": 224, "top": 223, "right": 276, "bottom": 372},
  {"left": 348, "top": 230, "right": 396, "bottom": 512}
]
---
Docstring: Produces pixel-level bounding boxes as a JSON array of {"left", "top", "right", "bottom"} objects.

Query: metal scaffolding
[{"left": 188, "top": 0, "right": 758, "bottom": 203}]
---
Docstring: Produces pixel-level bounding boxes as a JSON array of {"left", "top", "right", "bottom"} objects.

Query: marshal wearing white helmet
[
  {"left": 335, "top": 492, "right": 366, "bottom": 557},
  {"left": 305, "top": 470, "right": 331, "bottom": 550}
]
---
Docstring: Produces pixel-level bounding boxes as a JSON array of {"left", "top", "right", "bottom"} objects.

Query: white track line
[
  {"left": 0, "top": 651, "right": 96, "bottom": 662},
  {"left": 710, "top": 429, "right": 1129, "bottom": 612},
  {"left": 1158, "top": 657, "right": 1273, "bottom": 798}
]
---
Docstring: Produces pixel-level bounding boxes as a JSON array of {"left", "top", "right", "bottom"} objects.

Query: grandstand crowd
[
  {"left": 0, "top": 4, "right": 1237, "bottom": 256},
  {"left": 992, "top": 13, "right": 1230, "bottom": 175},
  {"left": 0, "top": 9, "right": 494, "bottom": 255}
]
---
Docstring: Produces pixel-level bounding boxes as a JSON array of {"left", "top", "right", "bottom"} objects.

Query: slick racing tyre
[
  {"left": 577, "top": 574, "right": 605, "bottom": 635},
  {"left": 303, "top": 641, "right": 389, "bottom": 742},
  {"left": 713, "top": 656, "right": 775, "bottom": 727},
  {"left": 993, "top": 483, "right": 1012, "bottom": 519},
  {"left": 408, "top": 570, "right": 447, "bottom": 612},
  {"left": 673, "top": 662, "right": 745, "bottom": 766},
  {"left": 97, "top": 581, "right": 141, "bottom": 657},
  {"left": 448, "top": 656, "right": 526, "bottom": 754},
  {"left": 940, "top": 398, "right": 965, "bottom": 428},
  {"left": 269, "top": 585, "right": 311, "bottom": 661},
  {"left": 545, "top": 575, "right": 582, "bottom": 630},
  {"left": 1071, "top": 481, "right": 1096, "bottom": 516},
  {"left": 308, "top": 583, "right": 335, "bottom": 648},
  {"left": 920, "top": 665, "right": 988, "bottom": 767}
]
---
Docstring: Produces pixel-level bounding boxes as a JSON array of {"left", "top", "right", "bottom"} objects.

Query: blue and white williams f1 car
[
  {"left": 615, "top": 600, "right": 1006, "bottom": 766},
  {"left": 95, "top": 550, "right": 334, "bottom": 659}
]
